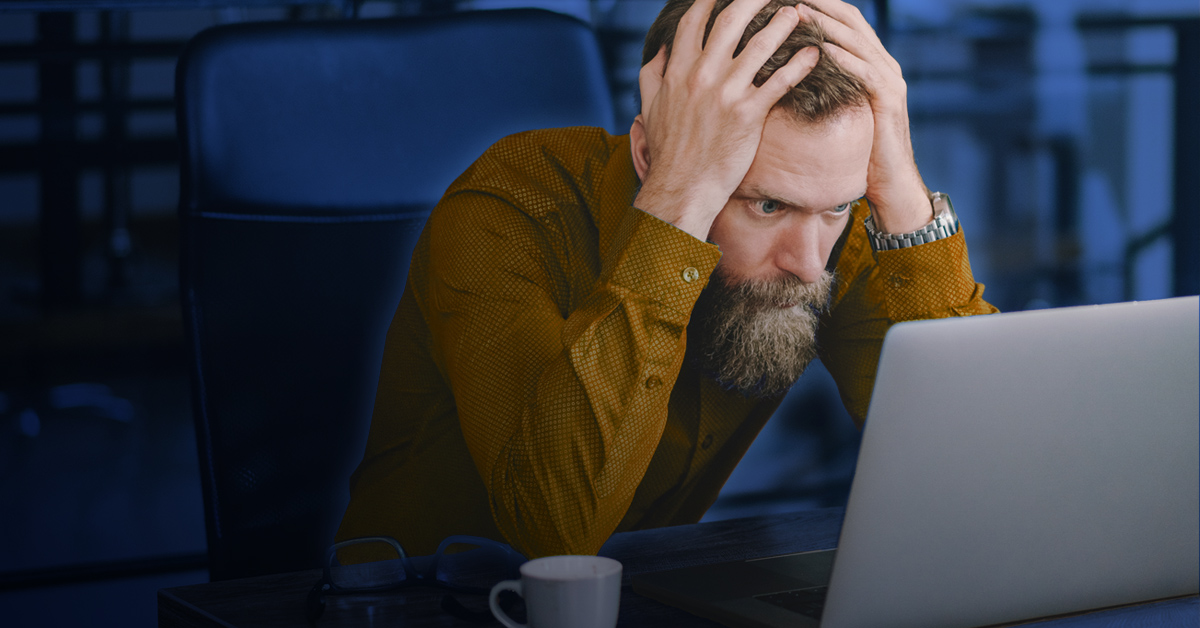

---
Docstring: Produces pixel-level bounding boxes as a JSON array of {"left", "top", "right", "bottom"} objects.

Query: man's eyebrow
[
  {"left": 739, "top": 184, "right": 867, "bottom": 210},
  {"left": 843, "top": 190, "right": 868, "bottom": 206},
  {"left": 739, "top": 183, "right": 805, "bottom": 208}
]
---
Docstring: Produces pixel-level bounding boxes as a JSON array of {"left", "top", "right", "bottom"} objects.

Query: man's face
[
  {"left": 707, "top": 105, "right": 873, "bottom": 285},
  {"left": 690, "top": 105, "right": 873, "bottom": 397}
]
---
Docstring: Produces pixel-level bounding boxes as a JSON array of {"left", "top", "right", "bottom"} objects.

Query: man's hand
[
  {"left": 632, "top": 0, "right": 820, "bottom": 241},
  {"left": 798, "top": 0, "right": 933, "bottom": 234}
]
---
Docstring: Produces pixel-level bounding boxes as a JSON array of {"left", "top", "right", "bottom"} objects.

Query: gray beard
[{"left": 688, "top": 267, "right": 834, "bottom": 398}]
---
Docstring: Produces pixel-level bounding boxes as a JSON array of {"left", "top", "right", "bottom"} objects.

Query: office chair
[{"left": 176, "top": 9, "right": 615, "bottom": 581}]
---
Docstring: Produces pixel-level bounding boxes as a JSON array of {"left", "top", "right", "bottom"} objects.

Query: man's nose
[{"left": 774, "top": 217, "right": 827, "bottom": 284}]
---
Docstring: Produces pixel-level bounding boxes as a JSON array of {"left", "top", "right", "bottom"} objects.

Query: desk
[{"left": 159, "top": 508, "right": 1198, "bottom": 628}]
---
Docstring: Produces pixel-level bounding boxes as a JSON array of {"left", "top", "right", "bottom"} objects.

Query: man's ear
[{"left": 629, "top": 114, "right": 650, "bottom": 181}]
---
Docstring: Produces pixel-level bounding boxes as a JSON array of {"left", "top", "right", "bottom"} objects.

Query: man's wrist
[
  {"left": 633, "top": 184, "right": 721, "bottom": 242},
  {"left": 868, "top": 186, "right": 936, "bottom": 234},
  {"left": 865, "top": 192, "right": 959, "bottom": 252}
]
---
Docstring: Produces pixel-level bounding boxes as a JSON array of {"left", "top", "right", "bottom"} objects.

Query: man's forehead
[{"left": 736, "top": 107, "right": 873, "bottom": 208}]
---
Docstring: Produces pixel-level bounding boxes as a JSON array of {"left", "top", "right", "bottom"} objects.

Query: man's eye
[
  {"left": 757, "top": 200, "right": 781, "bottom": 214},
  {"left": 832, "top": 202, "right": 853, "bottom": 213}
]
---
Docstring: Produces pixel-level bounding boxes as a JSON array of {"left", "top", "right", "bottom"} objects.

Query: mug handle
[{"left": 489, "top": 579, "right": 526, "bottom": 628}]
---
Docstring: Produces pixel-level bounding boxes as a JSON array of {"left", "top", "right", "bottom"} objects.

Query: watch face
[{"left": 931, "top": 192, "right": 956, "bottom": 221}]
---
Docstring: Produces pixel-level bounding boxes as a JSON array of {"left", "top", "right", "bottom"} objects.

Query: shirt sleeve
[
  {"left": 818, "top": 202, "right": 999, "bottom": 426},
  {"left": 422, "top": 190, "right": 721, "bottom": 558}
]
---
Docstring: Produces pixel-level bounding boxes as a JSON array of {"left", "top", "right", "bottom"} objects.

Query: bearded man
[{"left": 336, "top": 0, "right": 998, "bottom": 559}]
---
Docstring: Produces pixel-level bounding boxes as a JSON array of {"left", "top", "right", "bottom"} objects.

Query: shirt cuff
[
  {"left": 601, "top": 207, "right": 722, "bottom": 318},
  {"left": 874, "top": 229, "right": 979, "bottom": 322}
]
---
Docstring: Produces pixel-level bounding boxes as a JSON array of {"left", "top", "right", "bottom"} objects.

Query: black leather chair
[{"left": 175, "top": 9, "right": 615, "bottom": 581}]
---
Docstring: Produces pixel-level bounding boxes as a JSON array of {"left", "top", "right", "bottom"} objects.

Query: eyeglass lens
[{"left": 329, "top": 539, "right": 407, "bottom": 589}]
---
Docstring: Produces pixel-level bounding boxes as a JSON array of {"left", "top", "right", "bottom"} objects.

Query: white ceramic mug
[{"left": 489, "top": 555, "right": 622, "bottom": 628}]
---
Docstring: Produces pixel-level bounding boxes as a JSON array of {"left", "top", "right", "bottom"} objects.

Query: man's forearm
[
  {"left": 430, "top": 200, "right": 721, "bottom": 558},
  {"left": 819, "top": 203, "right": 997, "bottom": 425}
]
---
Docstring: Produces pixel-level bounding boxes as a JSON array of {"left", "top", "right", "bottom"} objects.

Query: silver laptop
[{"left": 633, "top": 296, "right": 1199, "bottom": 628}]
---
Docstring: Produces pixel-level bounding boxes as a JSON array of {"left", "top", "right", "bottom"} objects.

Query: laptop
[{"left": 632, "top": 296, "right": 1199, "bottom": 628}]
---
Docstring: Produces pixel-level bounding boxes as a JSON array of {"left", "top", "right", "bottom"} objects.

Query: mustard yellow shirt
[{"left": 336, "top": 127, "right": 997, "bottom": 559}]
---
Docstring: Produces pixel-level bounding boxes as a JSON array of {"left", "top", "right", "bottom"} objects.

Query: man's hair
[{"left": 642, "top": 0, "right": 870, "bottom": 123}]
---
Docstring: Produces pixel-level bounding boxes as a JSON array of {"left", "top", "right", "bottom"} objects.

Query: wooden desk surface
[{"left": 159, "top": 508, "right": 1198, "bottom": 628}]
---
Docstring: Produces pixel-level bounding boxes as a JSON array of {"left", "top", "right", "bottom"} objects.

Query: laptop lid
[{"left": 822, "top": 296, "right": 1200, "bottom": 628}]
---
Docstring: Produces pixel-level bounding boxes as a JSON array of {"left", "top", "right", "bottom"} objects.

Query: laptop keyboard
[{"left": 755, "top": 587, "right": 828, "bottom": 619}]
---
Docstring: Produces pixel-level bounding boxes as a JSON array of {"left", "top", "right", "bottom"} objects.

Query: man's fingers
[
  {"left": 755, "top": 45, "right": 820, "bottom": 106},
  {"left": 730, "top": 5, "right": 801, "bottom": 85},
  {"left": 801, "top": 0, "right": 874, "bottom": 35},
  {"left": 798, "top": 3, "right": 876, "bottom": 60},
  {"left": 671, "top": 0, "right": 718, "bottom": 69},
  {"left": 820, "top": 42, "right": 878, "bottom": 93},
  {"left": 704, "top": 0, "right": 775, "bottom": 59},
  {"left": 638, "top": 45, "right": 667, "bottom": 116},
  {"left": 798, "top": 1, "right": 901, "bottom": 77}
]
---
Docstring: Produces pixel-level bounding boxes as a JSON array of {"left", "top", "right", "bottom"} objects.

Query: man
[{"left": 336, "top": 0, "right": 997, "bottom": 560}]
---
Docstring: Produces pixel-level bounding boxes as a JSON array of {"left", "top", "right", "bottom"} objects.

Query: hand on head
[
  {"left": 631, "top": 0, "right": 820, "bottom": 241},
  {"left": 631, "top": 0, "right": 934, "bottom": 242},
  {"left": 797, "top": 0, "right": 932, "bottom": 233}
]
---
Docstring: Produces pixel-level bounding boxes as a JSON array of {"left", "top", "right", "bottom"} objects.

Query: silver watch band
[{"left": 864, "top": 192, "right": 959, "bottom": 251}]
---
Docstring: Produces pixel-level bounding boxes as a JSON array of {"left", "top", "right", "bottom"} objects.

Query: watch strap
[{"left": 864, "top": 192, "right": 959, "bottom": 251}]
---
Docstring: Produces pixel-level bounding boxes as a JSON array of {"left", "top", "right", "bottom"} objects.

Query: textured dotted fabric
[{"left": 335, "top": 127, "right": 998, "bottom": 559}]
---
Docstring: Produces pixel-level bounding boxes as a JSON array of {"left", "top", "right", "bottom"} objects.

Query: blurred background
[{"left": 0, "top": 0, "right": 1195, "bottom": 625}]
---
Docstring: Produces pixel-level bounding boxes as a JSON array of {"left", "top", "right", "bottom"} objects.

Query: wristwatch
[{"left": 864, "top": 192, "right": 959, "bottom": 251}]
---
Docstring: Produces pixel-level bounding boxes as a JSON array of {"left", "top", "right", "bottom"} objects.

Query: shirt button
[
  {"left": 644, "top": 376, "right": 662, "bottom": 390},
  {"left": 681, "top": 267, "right": 700, "bottom": 283},
  {"left": 701, "top": 434, "right": 713, "bottom": 450}
]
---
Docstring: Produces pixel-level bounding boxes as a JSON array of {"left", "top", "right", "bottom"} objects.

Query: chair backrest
[{"left": 176, "top": 9, "right": 615, "bottom": 581}]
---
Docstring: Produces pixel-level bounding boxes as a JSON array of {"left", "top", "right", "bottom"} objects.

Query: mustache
[{"left": 706, "top": 270, "right": 833, "bottom": 316}]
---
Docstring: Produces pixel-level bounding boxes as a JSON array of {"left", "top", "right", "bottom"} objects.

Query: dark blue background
[{"left": 0, "top": 1, "right": 1195, "bottom": 625}]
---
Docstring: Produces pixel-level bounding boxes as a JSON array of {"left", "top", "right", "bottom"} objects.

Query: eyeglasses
[{"left": 305, "top": 535, "right": 527, "bottom": 623}]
